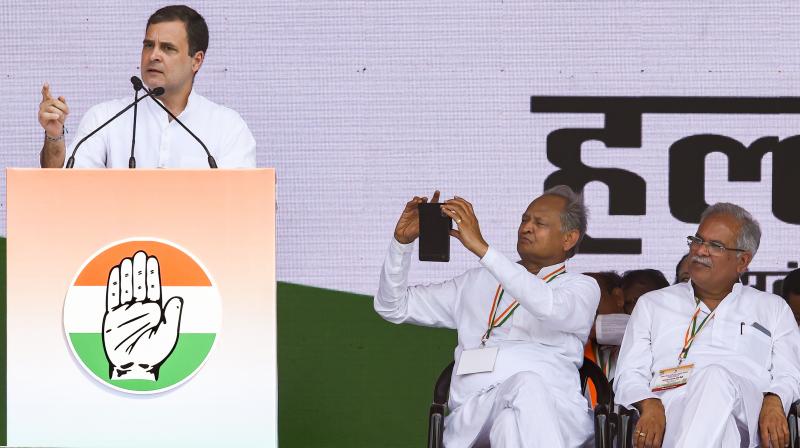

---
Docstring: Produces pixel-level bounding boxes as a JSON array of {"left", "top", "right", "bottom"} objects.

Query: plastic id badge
[
  {"left": 652, "top": 363, "right": 694, "bottom": 392},
  {"left": 456, "top": 346, "right": 499, "bottom": 375}
]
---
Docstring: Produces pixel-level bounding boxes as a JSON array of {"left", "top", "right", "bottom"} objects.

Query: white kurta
[
  {"left": 614, "top": 281, "right": 800, "bottom": 447},
  {"left": 66, "top": 89, "right": 256, "bottom": 168},
  {"left": 375, "top": 239, "right": 601, "bottom": 447}
]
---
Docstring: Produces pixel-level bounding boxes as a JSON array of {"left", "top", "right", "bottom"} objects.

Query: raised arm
[{"left": 38, "top": 83, "right": 69, "bottom": 168}]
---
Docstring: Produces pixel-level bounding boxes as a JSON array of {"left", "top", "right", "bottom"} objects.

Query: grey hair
[
  {"left": 700, "top": 202, "right": 761, "bottom": 257},
  {"left": 542, "top": 185, "right": 588, "bottom": 258}
]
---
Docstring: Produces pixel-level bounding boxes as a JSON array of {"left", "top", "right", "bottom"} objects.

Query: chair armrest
[{"left": 788, "top": 399, "right": 800, "bottom": 448}]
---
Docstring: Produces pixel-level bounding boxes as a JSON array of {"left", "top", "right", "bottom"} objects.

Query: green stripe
[{"left": 68, "top": 333, "right": 216, "bottom": 392}]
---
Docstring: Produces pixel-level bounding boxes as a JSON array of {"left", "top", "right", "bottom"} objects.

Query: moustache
[{"left": 691, "top": 255, "right": 712, "bottom": 268}]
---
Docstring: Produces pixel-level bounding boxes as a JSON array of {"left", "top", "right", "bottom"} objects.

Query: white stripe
[{"left": 64, "top": 286, "right": 221, "bottom": 333}]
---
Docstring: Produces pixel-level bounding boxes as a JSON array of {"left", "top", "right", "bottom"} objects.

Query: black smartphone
[{"left": 418, "top": 203, "right": 451, "bottom": 262}]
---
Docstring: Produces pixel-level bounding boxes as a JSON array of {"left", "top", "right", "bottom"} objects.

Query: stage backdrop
[
  {"left": 1, "top": 1, "right": 798, "bottom": 297},
  {"left": 2, "top": 2, "right": 799, "bottom": 447}
]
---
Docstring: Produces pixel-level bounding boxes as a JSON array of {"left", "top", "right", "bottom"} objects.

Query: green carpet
[{"left": 0, "top": 237, "right": 457, "bottom": 447}]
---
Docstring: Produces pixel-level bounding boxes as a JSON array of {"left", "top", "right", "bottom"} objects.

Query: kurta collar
[
  {"left": 687, "top": 280, "right": 743, "bottom": 313},
  {"left": 537, "top": 261, "right": 567, "bottom": 280},
  {"left": 148, "top": 88, "right": 197, "bottom": 122}
]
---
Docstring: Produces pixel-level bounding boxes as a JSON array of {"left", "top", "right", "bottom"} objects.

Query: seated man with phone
[{"left": 374, "top": 186, "right": 601, "bottom": 447}]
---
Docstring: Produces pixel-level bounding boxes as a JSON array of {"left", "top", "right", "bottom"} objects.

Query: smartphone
[{"left": 418, "top": 203, "right": 452, "bottom": 262}]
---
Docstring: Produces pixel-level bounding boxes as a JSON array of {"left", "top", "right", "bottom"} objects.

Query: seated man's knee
[
  {"left": 687, "top": 364, "right": 736, "bottom": 391},
  {"left": 498, "top": 370, "right": 549, "bottom": 402}
]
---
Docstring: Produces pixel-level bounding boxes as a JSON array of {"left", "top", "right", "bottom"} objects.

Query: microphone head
[
  {"left": 130, "top": 76, "right": 144, "bottom": 92},
  {"left": 151, "top": 87, "right": 166, "bottom": 96}
]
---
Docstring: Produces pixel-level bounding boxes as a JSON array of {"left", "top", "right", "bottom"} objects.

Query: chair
[
  {"left": 787, "top": 399, "right": 800, "bottom": 448},
  {"left": 427, "top": 357, "right": 612, "bottom": 448}
]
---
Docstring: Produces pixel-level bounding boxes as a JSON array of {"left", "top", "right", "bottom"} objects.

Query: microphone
[
  {"left": 140, "top": 85, "right": 218, "bottom": 169},
  {"left": 128, "top": 76, "right": 144, "bottom": 168},
  {"left": 65, "top": 84, "right": 164, "bottom": 168}
]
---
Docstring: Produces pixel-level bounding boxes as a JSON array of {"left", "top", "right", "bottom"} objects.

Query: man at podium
[{"left": 38, "top": 5, "right": 256, "bottom": 169}]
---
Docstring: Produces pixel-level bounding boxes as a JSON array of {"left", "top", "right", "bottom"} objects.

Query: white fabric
[
  {"left": 662, "top": 364, "right": 762, "bottom": 448},
  {"left": 614, "top": 281, "right": 800, "bottom": 447},
  {"left": 374, "top": 238, "right": 600, "bottom": 447},
  {"left": 65, "top": 89, "right": 256, "bottom": 168},
  {"left": 595, "top": 313, "right": 629, "bottom": 346},
  {"left": 468, "top": 371, "right": 570, "bottom": 448}
]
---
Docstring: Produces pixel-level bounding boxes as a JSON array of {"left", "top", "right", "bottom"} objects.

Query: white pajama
[
  {"left": 375, "top": 239, "right": 600, "bottom": 447},
  {"left": 662, "top": 364, "right": 762, "bottom": 447},
  {"left": 614, "top": 282, "right": 800, "bottom": 448}
]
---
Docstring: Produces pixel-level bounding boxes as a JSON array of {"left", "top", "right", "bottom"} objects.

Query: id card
[
  {"left": 456, "top": 346, "right": 499, "bottom": 375},
  {"left": 652, "top": 363, "right": 694, "bottom": 392}
]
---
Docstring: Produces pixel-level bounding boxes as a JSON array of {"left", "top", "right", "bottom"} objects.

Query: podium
[{"left": 6, "top": 169, "right": 277, "bottom": 447}]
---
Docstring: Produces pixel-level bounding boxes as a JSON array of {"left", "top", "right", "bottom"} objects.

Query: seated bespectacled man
[
  {"left": 614, "top": 203, "right": 800, "bottom": 448},
  {"left": 38, "top": 5, "right": 255, "bottom": 168},
  {"left": 375, "top": 186, "right": 600, "bottom": 447}
]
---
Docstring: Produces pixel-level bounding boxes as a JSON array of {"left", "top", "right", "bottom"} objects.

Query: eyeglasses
[{"left": 686, "top": 235, "right": 746, "bottom": 255}]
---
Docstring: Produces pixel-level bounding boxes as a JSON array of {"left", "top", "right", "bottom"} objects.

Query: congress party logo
[{"left": 63, "top": 238, "right": 221, "bottom": 394}]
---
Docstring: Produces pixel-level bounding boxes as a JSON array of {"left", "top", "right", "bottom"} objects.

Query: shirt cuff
[
  {"left": 765, "top": 384, "right": 794, "bottom": 415},
  {"left": 391, "top": 237, "right": 414, "bottom": 253},
  {"left": 615, "top": 385, "right": 660, "bottom": 410},
  {"left": 478, "top": 245, "right": 499, "bottom": 268}
]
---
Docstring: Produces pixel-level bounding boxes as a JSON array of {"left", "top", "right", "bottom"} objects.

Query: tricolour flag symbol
[{"left": 64, "top": 238, "right": 221, "bottom": 394}]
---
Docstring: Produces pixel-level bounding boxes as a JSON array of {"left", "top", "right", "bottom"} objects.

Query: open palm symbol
[{"left": 102, "top": 251, "right": 183, "bottom": 381}]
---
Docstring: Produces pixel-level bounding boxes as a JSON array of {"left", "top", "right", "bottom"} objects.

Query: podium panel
[{"left": 6, "top": 169, "right": 276, "bottom": 448}]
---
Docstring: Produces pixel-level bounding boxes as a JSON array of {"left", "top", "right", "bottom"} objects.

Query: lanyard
[
  {"left": 678, "top": 299, "right": 715, "bottom": 365},
  {"left": 480, "top": 265, "right": 566, "bottom": 345},
  {"left": 593, "top": 343, "right": 612, "bottom": 378}
]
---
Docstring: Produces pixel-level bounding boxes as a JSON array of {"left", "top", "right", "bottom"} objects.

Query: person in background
[
  {"left": 674, "top": 253, "right": 690, "bottom": 284},
  {"left": 621, "top": 269, "right": 670, "bottom": 315},
  {"left": 782, "top": 268, "right": 800, "bottom": 326},
  {"left": 584, "top": 271, "right": 625, "bottom": 406}
]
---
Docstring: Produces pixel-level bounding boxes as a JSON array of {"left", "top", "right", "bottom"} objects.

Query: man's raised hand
[
  {"left": 442, "top": 196, "right": 489, "bottom": 258},
  {"left": 38, "top": 83, "right": 69, "bottom": 138},
  {"left": 394, "top": 190, "right": 440, "bottom": 244}
]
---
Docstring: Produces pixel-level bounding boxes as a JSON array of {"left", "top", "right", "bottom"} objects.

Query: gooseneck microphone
[
  {"left": 65, "top": 83, "right": 164, "bottom": 168},
  {"left": 128, "top": 76, "right": 144, "bottom": 168},
  {"left": 139, "top": 81, "right": 218, "bottom": 169}
]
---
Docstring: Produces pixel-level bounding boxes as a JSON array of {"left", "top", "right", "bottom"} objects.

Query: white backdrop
[{"left": 1, "top": 1, "right": 798, "bottom": 296}]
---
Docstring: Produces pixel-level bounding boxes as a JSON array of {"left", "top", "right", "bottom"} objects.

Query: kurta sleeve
[
  {"left": 614, "top": 298, "right": 660, "bottom": 408},
  {"left": 216, "top": 110, "right": 256, "bottom": 168},
  {"left": 765, "top": 301, "right": 800, "bottom": 415},
  {"left": 374, "top": 238, "right": 459, "bottom": 329},
  {"left": 478, "top": 246, "right": 599, "bottom": 333}
]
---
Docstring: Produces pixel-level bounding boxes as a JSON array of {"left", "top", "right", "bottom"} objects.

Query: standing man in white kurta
[
  {"left": 614, "top": 203, "right": 800, "bottom": 448},
  {"left": 38, "top": 5, "right": 256, "bottom": 168},
  {"left": 375, "top": 186, "right": 601, "bottom": 447}
]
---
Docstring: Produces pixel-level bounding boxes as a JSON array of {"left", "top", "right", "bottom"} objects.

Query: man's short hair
[
  {"left": 700, "top": 202, "right": 761, "bottom": 257},
  {"left": 783, "top": 269, "right": 800, "bottom": 301},
  {"left": 542, "top": 185, "right": 587, "bottom": 258},
  {"left": 147, "top": 5, "right": 209, "bottom": 56},
  {"left": 675, "top": 252, "right": 690, "bottom": 284},
  {"left": 586, "top": 271, "right": 622, "bottom": 295},
  {"left": 621, "top": 269, "right": 669, "bottom": 293}
]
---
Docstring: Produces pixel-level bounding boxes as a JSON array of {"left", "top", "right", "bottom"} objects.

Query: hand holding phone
[{"left": 394, "top": 191, "right": 440, "bottom": 244}]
